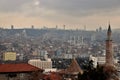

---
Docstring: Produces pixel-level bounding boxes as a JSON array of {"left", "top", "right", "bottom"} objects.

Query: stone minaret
[{"left": 106, "top": 24, "right": 114, "bottom": 66}]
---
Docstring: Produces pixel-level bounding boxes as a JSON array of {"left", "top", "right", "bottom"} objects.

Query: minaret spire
[
  {"left": 106, "top": 24, "right": 113, "bottom": 66},
  {"left": 107, "top": 24, "right": 112, "bottom": 40},
  {"left": 108, "top": 24, "right": 111, "bottom": 32}
]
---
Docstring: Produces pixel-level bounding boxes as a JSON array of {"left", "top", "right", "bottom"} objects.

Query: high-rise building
[{"left": 105, "top": 24, "right": 114, "bottom": 66}]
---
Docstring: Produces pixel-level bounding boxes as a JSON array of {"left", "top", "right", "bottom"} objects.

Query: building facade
[
  {"left": 3, "top": 52, "right": 16, "bottom": 61},
  {"left": 28, "top": 59, "right": 52, "bottom": 69}
]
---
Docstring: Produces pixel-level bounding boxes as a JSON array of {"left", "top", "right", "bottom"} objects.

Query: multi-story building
[
  {"left": 3, "top": 52, "right": 16, "bottom": 61},
  {"left": 28, "top": 59, "right": 52, "bottom": 69}
]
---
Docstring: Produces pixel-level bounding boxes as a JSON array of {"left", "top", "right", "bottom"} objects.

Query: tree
[{"left": 78, "top": 61, "right": 119, "bottom": 80}]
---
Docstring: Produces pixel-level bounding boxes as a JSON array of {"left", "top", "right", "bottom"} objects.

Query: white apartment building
[{"left": 28, "top": 59, "right": 52, "bottom": 69}]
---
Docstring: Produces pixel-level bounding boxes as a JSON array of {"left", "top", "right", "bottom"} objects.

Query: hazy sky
[{"left": 0, "top": 0, "right": 120, "bottom": 30}]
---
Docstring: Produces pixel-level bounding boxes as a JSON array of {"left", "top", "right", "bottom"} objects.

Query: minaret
[{"left": 105, "top": 24, "right": 114, "bottom": 66}]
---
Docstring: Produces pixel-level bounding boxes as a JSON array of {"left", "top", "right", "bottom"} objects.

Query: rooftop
[
  {"left": 60, "top": 58, "right": 83, "bottom": 74},
  {"left": 0, "top": 63, "right": 43, "bottom": 73}
]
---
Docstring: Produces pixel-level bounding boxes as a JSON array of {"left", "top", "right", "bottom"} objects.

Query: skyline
[{"left": 0, "top": 0, "right": 120, "bottom": 30}]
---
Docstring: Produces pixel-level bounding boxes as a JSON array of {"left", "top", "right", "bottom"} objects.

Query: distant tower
[
  {"left": 106, "top": 24, "right": 114, "bottom": 66},
  {"left": 31, "top": 25, "right": 34, "bottom": 29},
  {"left": 69, "top": 36, "right": 72, "bottom": 45},
  {"left": 22, "top": 29, "right": 27, "bottom": 38},
  {"left": 56, "top": 25, "right": 58, "bottom": 29},
  {"left": 11, "top": 25, "right": 14, "bottom": 29},
  {"left": 63, "top": 25, "right": 66, "bottom": 30},
  {"left": 84, "top": 25, "right": 86, "bottom": 31},
  {"left": 73, "top": 36, "right": 76, "bottom": 45},
  {"left": 81, "top": 36, "right": 84, "bottom": 45},
  {"left": 99, "top": 27, "right": 102, "bottom": 32}
]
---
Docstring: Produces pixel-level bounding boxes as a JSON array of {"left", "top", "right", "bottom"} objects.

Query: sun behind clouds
[{"left": 34, "top": 0, "right": 40, "bottom": 6}]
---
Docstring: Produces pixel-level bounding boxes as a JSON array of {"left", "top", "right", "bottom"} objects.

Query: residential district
[{"left": 0, "top": 25, "right": 119, "bottom": 80}]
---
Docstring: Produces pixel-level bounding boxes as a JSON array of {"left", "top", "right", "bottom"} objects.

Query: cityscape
[
  {"left": 1, "top": 0, "right": 120, "bottom": 80},
  {"left": 0, "top": 25, "right": 119, "bottom": 80}
]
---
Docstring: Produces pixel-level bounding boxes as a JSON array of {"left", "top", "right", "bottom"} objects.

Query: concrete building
[
  {"left": 97, "top": 56, "right": 106, "bottom": 65},
  {"left": 89, "top": 55, "right": 98, "bottom": 67},
  {"left": 3, "top": 52, "right": 16, "bottom": 61},
  {"left": 28, "top": 59, "right": 52, "bottom": 69},
  {"left": 64, "top": 54, "right": 73, "bottom": 59},
  {"left": 90, "top": 55, "right": 118, "bottom": 67}
]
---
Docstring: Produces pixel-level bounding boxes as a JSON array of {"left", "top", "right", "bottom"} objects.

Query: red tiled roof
[
  {"left": 44, "top": 72, "right": 62, "bottom": 80},
  {"left": 60, "top": 58, "right": 83, "bottom": 74},
  {"left": 0, "top": 63, "right": 43, "bottom": 73}
]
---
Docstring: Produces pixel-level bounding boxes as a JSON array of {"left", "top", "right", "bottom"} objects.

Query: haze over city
[
  {"left": 0, "top": 0, "right": 120, "bottom": 30},
  {"left": 1, "top": 0, "right": 120, "bottom": 80}
]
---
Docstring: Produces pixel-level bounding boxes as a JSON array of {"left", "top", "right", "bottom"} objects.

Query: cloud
[
  {"left": 0, "top": 0, "right": 30, "bottom": 12},
  {"left": 0, "top": 0, "right": 120, "bottom": 30},
  {"left": 38, "top": 0, "right": 120, "bottom": 17},
  {"left": 0, "top": 0, "right": 120, "bottom": 17}
]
